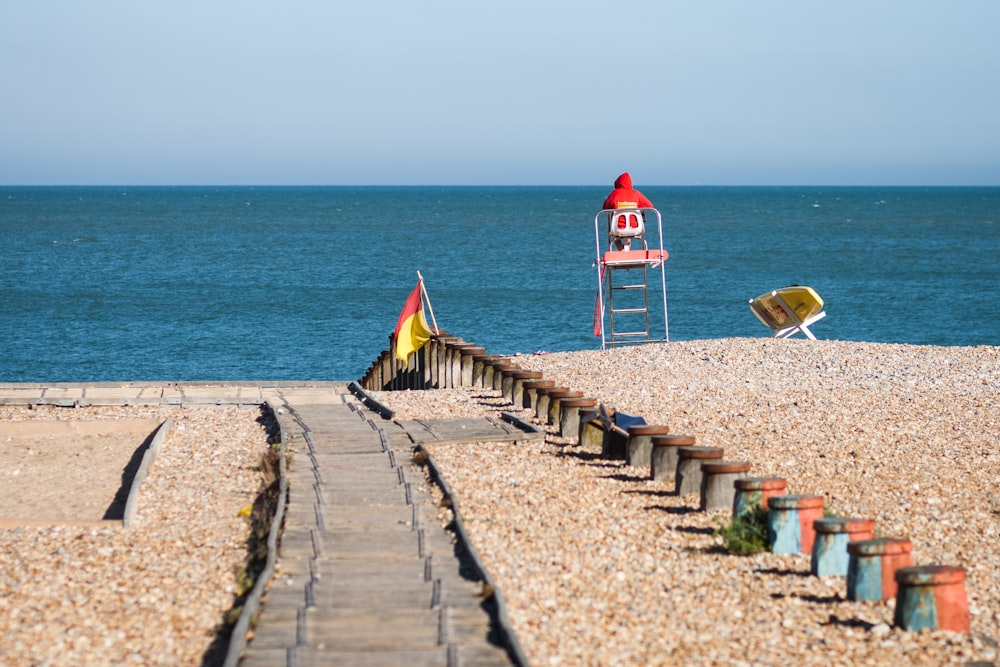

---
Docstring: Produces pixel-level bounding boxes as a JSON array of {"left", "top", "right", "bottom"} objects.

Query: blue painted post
[
  {"left": 894, "top": 565, "right": 970, "bottom": 633},
  {"left": 810, "top": 517, "right": 875, "bottom": 576},
  {"left": 732, "top": 477, "right": 787, "bottom": 518},
  {"left": 767, "top": 495, "right": 825, "bottom": 554},
  {"left": 846, "top": 538, "right": 914, "bottom": 601}
]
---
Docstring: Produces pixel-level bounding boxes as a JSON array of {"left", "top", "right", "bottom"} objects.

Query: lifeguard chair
[
  {"left": 593, "top": 208, "right": 669, "bottom": 349},
  {"left": 609, "top": 209, "right": 646, "bottom": 250}
]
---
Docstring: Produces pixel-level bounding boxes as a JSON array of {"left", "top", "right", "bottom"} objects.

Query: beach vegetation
[{"left": 715, "top": 505, "right": 770, "bottom": 555}]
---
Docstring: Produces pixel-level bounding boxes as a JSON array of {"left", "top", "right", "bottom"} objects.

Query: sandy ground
[{"left": 0, "top": 419, "right": 161, "bottom": 523}]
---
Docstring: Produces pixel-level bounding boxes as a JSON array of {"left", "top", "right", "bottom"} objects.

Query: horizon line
[{"left": 3, "top": 183, "right": 999, "bottom": 188}]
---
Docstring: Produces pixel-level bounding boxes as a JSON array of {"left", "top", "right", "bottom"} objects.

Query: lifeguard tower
[{"left": 593, "top": 207, "right": 669, "bottom": 349}]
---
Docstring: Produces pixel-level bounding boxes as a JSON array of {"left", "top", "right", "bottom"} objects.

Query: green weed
[{"left": 715, "top": 505, "right": 770, "bottom": 555}]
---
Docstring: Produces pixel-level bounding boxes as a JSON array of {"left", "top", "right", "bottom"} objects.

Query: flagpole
[{"left": 416, "top": 270, "right": 440, "bottom": 334}]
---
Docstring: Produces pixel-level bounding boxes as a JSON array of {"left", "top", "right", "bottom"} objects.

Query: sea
[{"left": 2, "top": 186, "right": 998, "bottom": 383}]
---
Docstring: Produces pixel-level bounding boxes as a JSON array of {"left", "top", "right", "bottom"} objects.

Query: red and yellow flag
[{"left": 394, "top": 281, "right": 432, "bottom": 361}]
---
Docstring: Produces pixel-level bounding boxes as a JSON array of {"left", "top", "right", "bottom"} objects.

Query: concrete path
[{"left": 0, "top": 383, "right": 524, "bottom": 666}]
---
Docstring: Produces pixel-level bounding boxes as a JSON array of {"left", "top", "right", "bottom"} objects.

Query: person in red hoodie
[
  {"left": 602, "top": 172, "right": 654, "bottom": 249},
  {"left": 602, "top": 172, "right": 654, "bottom": 210}
]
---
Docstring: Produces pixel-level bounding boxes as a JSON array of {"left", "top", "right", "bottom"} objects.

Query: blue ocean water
[{"left": 2, "top": 186, "right": 998, "bottom": 382}]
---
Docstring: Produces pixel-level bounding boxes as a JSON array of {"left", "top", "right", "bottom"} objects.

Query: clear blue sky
[{"left": 2, "top": 1, "right": 998, "bottom": 186}]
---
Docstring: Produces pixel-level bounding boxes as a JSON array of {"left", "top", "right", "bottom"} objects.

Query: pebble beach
[
  {"left": 0, "top": 338, "right": 997, "bottom": 666},
  {"left": 377, "top": 338, "right": 1000, "bottom": 666},
  {"left": 0, "top": 405, "right": 270, "bottom": 667}
]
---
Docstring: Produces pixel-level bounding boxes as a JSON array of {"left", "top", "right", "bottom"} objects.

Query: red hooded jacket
[{"left": 602, "top": 172, "right": 654, "bottom": 210}]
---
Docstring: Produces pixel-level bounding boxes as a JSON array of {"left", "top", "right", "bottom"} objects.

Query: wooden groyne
[{"left": 360, "top": 334, "right": 973, "bottom": 637}]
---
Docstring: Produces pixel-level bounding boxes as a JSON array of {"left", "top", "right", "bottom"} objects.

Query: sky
[{"left": 2, "top": 1, "right": 998, "bottom": 186}]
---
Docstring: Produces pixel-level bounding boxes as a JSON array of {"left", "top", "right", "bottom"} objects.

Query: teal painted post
[
  {"left": 811, "top": 518, "right": 876, "bottom": 577},
  {"left": 732, "top": 477, "right": 787, "bottom": 518},
  {"left": 894, "top": 565, "right": 970, "bottom": 633},
  {"left": 846, "top": 538, "right": 914, "bottom": 601},
  {"left": 767, "top": 495, "right": 825, "bottom": 554}
]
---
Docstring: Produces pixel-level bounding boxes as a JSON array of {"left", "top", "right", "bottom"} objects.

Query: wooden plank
[
  {"left": 293, "top": 647, "right": 450, "bottom": 667},
  {"left": 304, "top": 607, "right": 442, "bottom": 651}
]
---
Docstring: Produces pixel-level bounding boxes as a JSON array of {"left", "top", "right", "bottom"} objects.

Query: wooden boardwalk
[
  {"left": 0, "top": 382, "right": 531, "bottom": 667},
  {"left": 239, "top": 384, "right": 525, "bottom": 666}
]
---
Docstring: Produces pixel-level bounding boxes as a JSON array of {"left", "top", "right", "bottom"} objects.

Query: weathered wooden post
[
  {"left": 894, "top": 566, "right": 970, "bottom": 633},
  {"left": 509, "top": 370, "right": 543, "bottom": 408},
  {"left": 546, "top": 389, "right": 583, "bottom": 426},
  {"left": 675, "top": 446, "right": 724, "bottom": 496},
  {"left": 732, "top": 477, "right": 787, "bottom": 518},
  {"left": 470, "top": 352, "right": 492, "bottom": 387},
  {"left": 535, "top": 386, "right": 567, "bottom": 423},
  {"left": 650, "top": 435, "right": 697, "bottom": 483},
  {"left": 522, "top": 379, "right": 555, "bottom": 412},
  {"left": 459, "top": 346, "right": 486, "bottom": 387},
  {"left": 577, "top": 407, "right": 606, "bottom": 448},
  {"left": 847, "top": 537, "right": 914, "bottom": 602},
  {"left": 429, "top": 333, "right": 457, "bottom": 388},
  {"left": 699, "top": 461, "right": 751, "bottom": 512},
  {"left": 558, "top": 397, "right": 597, "bottom": 438},
  {"left": 625, "top": 424, "right": 671, "bottom": 469},
  {"left": 767, "top": 495, "right": 826, "bottom": 555},
  {"left": 490, "top": 358, "right": 516, "bottom": 392},
  {"left": 810, "top": 517, "right": 876, "bottom": 577}
]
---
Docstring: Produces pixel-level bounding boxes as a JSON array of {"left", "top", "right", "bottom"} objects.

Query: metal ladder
[{"left": 606, "top": 264, "right": 651, "bottom": 345}]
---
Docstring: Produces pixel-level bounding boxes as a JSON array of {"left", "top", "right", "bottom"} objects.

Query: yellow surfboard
[{"left": 750, "top": 286, "right": 824, "bottom": 329}]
